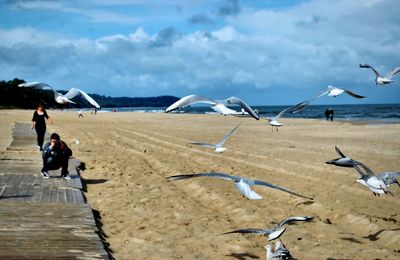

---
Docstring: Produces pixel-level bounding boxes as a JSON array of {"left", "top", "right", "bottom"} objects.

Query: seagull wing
[
  {"left": 217, "top": 123, "right": 240, "bottom": 146},
  {"left": 276, "top": 216, "right": 314, "bottom": 228},
  {"left": 378, "top": 172, "right": 400, "bottom": 186},
  {"left": 352, "top": 163, "right": 375, "bottom": 178},
  {"left": 222, "top": 228, "right": 270, "bottom": 236},
  {"left": 223, "top": 96, "right": 259, "bottom": 120},
  {"left": 386, "top": 66, "right": 400, "bottom": 79},
  {"left": 343, "top": 90, "right": 365, "bottom": 99},
  {"left": 252, "top": 179, "right": 313, "bottom": 200},
  {"left": 335, "top": 146, "right": 346, "bottom": 158},
  {"left": 190, "top": 142, "right": 216, "bottom": 148},
  {"left": 64, "top": 88, "right": 101, "bottom": 108},
  {"left": 166, "top": 172, "right": 238, "bottom": 182},
  {"left": 165, "top": 94, "right": 216, "bottom": 113},
  {"left": 359, "top": 63, "right": 381, "bottom": 77},
  {"left": 18, "top": 82, "right": 59, "bottom": 95},
  {"left": 357, "top": 163, "right": 376, "bottom": 177}
]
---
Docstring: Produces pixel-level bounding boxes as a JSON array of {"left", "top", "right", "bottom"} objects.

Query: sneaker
[
  {"left": 63, "top": 174, "right": 71, "bottom": 180},
  {"left": 41, "top": 171, "right": 50, "bottom": 178},
  {"left": 37, "top": 146, "right": 42, "bottom": 152}
]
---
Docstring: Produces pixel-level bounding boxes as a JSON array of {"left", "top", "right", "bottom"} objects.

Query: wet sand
[{"left": 1, "top": 109, "right": 399, "bottom": 259}]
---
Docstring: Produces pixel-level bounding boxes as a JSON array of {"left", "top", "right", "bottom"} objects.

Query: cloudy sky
[{"left": 1, "top": 0, "right": 399, "bottom": 105}]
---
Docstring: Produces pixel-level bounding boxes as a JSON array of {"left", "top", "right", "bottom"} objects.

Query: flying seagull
[
  {"left": 223, "top": 216, "right": 314, "bottom": 241},
  {"left": 359, "top": 63, "right": 400, "bottom": 85},
  {"left": 263, "top": 86, "right": 364, "bottom": 131},
  {"left": 325, "top": 146, "right": 363, "bottom": 167},
  {"left": 321, "top": 85, "right": 366, "bottom": 99},
  {"left": 265, "top": 240, "right": 294, "bottom": 260},
  {"left": 264, "top": 100, "right": 312, "bottom": 132},
  {"left": 326, "top": 147, "right": 392, "bottom": 196},
  {"left": 167, "top": 172, "right": 313, "bottom": 200},
  {"left": 190, "top": 124, "right": 240, "bottom": 153},
  {"left": 19, "top": 82, "right": 101, "bottom": 109},
  {"left": 165, "top": 94, "right": 259, "bottom": 120}
]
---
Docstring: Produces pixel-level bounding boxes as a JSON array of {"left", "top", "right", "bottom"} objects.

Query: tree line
[{"left": 0, "top": 78, "right": 179, "bottom": 109}]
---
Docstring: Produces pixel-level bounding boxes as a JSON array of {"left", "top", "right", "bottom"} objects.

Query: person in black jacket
[
  {"left": 41, "top": 133, "right": 72, "bottom": 179},
  {"left": 32, "top": 103, "right": 52, "bottom": 151}
]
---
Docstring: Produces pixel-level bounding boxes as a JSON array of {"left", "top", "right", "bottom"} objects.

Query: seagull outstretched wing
[
  {"left": 251, "top": 179, "right": 313, "bottom": 200},
  {"left": 276, "top": 216, "right": 314, "bottom": 228},
  {"left": 165, "top": 94, "right": 216, "bottom": 113},
  {"left": 217, "top": 124, "right": 240, "bottom": 146},
  {"left": 18, "top": 82, "right": 59, "bottom": 95},
  {"left": 386, "top": 66, "right": 400, "bottom": 79},
  {"left": 359, "top": 63, "right": 381, "bottom": 77},
  {"left": 64, "top": 88, "right": 101, "bottom": 108},
  {"left": 223, "top": 96, "right": 259, "bottom": 120}
]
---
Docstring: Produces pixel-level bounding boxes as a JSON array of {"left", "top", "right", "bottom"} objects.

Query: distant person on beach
[
  {"left": 41, "top": 133, "right": 72, "bottom": 179},
  {"left": 32, "top": 104, "right": 52, "bottom": 151},
  {"left": 78, "top": 109, "right": 84, "bottom": 118},
  {"left": 325, "top": 108, "right": 334, "bottom": 121}
]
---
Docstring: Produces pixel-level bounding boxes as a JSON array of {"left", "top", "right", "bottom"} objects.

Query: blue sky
[{"left": 0, "top": 0, "right": 399, "bottom": 105}]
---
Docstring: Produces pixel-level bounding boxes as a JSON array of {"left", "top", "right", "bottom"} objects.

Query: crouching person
[{"left": 41, "top": 133, "right": 73, "bottom": 179}]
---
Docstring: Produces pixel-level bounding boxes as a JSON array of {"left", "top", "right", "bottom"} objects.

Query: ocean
[{"left": 92, "top": 104, "right": 400, "bottom": 123}]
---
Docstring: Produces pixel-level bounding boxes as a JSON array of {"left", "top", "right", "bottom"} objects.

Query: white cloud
[{"left": 0, "top": 0, "right": 399, "bottom": 104}]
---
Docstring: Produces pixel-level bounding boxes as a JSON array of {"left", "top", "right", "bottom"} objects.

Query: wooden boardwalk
[{"left": 0, "top": 123, "right": 110, "bottom": 259}]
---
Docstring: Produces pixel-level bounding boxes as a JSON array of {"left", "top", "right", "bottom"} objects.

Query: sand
[{"left": 1, "top": 109, "right": 399, "bottom": 259}]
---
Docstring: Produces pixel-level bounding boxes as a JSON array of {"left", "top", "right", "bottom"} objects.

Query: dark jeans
[
  {"left": 42, "top": 156, "right": 69, "bottom": 176},
  {"left": 35, "top": 126, "right": 46, "bottom": 149}
]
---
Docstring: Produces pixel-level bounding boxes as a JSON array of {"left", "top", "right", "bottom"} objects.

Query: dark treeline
[{"left": 0, "top": 78, "right": 179, "bottom": 109}]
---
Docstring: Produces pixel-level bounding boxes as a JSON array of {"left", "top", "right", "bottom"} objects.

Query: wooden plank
[
  {"left": 40, "top": 186, "right": 51, "bottom": 203},
  {"left": 65, "top": 188, "right": 75, "bottom": 203},
  {"left": 57, "top": 188, "right": 66, "bottom": 204},
  {"left": 49, "top": 187, "right": 58, "bottom": 203}
]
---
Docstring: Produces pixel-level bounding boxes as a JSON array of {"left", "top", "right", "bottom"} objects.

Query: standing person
[
  {"left": 41, "top": 133, "right": 72, "bottom": 179},
  {"left": 329, "top": 108, "right": 334, "bottom": 121},
  {"left": 78, "top": 109, "right": 84, "bottom": 118},
  {"left": 32, "top": 104, "right": 52, "bottom": 151}
]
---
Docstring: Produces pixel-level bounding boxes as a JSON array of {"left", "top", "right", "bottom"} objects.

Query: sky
[{"left": 0, "top": 0, "right": 400, "bottom": 105}]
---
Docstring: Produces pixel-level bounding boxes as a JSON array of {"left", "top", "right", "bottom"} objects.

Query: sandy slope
[{"left": 1, "top": 109, "right": 399, "bottom": 259}]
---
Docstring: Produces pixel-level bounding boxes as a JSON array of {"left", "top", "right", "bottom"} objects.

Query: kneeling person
[{"left": 41, "top": 133, "right": 73, "bottom": 179}]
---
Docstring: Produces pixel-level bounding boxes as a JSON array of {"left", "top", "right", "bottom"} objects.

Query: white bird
[
  {"left": 165, "top": 94, "right": 259, "bottom": 120},
  {"left": 320, "top": 85, "right": 366, "bottom": 99},
  {"left": 264, "top": 100, "right": 312, "bottom": 132},
  {"left": 190, "top": 124, "right": 240, "bottom": 153},
  {"left": 326, "top": 147, "right": 392, "bottom": 196},
  {"left": 222, "top": 216, "right": 314, "bottom": 241},
  {"left": 166, "top": 172, "right": 313, "bottom": 200},
  {"left": 266, "top": 241, "right": 294, "bottom": 260},
  {"left": 263, "top": 86, "right": 364, "bottom": 131},
  {"left": 325, "top": 146, "right": 363, "bottom": 168},
  {"left": 18, "top": 82, "right": 101, "bottom": 109},
  {"left": 360, "top": 63, "right": 400, "bottom": 85}
]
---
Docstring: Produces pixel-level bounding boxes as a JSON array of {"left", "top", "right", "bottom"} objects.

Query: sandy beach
[{"left": 1, "top": 109, "right": 399, "bottom": 259}]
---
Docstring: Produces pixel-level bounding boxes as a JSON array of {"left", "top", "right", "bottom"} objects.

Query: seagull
[
  {"left": 165, "top": 94, "right": 259, "bottom": 120},
  {"left": 18, "top": 82, "right": 101, "bottom": 109},
  {"left": 359, "top": 63, "right": 400, "bottom": 85},
  {"left": 320, "top": 85, "right": 366, "bottom": 99},
  {"left": 222, "top": 216, "right": 314, "bottom": 241},
  {"left": 265, "top": 240, "right": 294, "bottom": 260},
  {"left": 166, "top": 172, "right": 313, "bottom": 200},
  {"left": 263, "top": 86, "right": 364, "bottom": 131},
  {"left": 325, "top": 146, "right": 363, "bottom": 167},
  {"left": 264, "top": 100, "right": 312, "bottom": 132},
  {"left": 190, "top": 124, "right": 240, "bottom": 153},
  {"left": 326, "top": 147, "right": 392, "bottom": 196}
]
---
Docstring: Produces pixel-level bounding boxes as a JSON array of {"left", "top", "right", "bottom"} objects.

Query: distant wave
[{"left": 78, "top": 104, "right": 400, "bottom": 123}]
